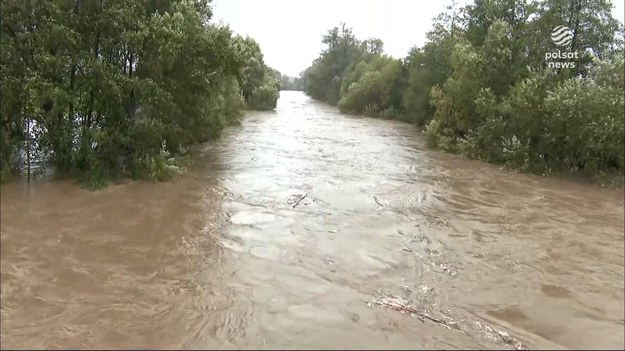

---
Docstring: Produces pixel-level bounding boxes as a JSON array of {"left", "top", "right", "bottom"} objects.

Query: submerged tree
[
  {"left": 302, "top": 0, "right": 624, "bottom": 184},
  {"left": 0, "top": 0, "right": 279, "bottom": 186}
]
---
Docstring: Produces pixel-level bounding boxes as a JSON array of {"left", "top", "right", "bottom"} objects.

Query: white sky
[{"left": 211, "top": 0, "right": 625, "bottom": 77}]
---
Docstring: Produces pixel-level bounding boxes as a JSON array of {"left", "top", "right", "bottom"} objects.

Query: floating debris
[
  {"left": 439, "top": 263, "right": 458, "bottom": 276},
  {"left": 373, "top": 195, "right": 385, "bottom": 207},
  {"left": 287, "top": 192, "right": 308, "bottom": 208},
  {"left": 369, "top": 295, "right": 461, "bottom": 330},
  {"left": 474, "top": 320, "right": 526, "bottom": 350},
  {"left": 369, "top": 294, "right": 526, "bottom": 349}
]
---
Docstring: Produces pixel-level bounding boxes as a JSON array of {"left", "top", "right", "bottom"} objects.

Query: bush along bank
[
  {"left": 0, "top": 0, "right": 280, "bottom": 188},
  {"left": 300, "top": 0, "right": 624, "bottom": 186}
]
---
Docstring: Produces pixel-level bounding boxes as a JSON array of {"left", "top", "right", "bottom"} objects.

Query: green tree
[
  {"left": 302, "top": 0, "right": 624, "bottom": 184},
  {"left": 0, "top": 0, "right": 277, "bottom": 187}
]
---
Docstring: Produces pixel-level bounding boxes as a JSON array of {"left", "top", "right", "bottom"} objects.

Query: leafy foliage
[
  {"left": 302, "top": 0, "right": 624, "bottom": 184},
  {"left": 0, "top": 0, "right": 277, "bottom": 186}
]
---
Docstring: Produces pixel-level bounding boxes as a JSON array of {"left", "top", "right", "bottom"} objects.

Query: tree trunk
[{"left": 25, "top": 118, "right": 31, "bottom": 182}]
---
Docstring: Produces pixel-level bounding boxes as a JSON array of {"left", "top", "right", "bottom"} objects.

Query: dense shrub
[
  {"left": 303, "top": 0, "right": 624, "bottom": 185},
  {"left": 0, "top": 0, "right": 278, "bottom": 187}
]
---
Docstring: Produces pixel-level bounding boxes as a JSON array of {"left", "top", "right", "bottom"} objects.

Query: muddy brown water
[{"left": 1, "top": 91, "right": 623, "bottom": 349}]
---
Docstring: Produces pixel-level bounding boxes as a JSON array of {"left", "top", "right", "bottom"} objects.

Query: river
[{"left": 1, "top": 91, "right": 623, "bottom": 349}]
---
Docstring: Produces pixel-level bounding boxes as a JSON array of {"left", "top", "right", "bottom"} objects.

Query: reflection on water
[{"left": 1, "top": 91, "right": 623, "bottom": 349}]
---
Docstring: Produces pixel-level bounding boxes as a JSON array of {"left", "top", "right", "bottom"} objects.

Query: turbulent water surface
[{"left": 1, "top": 91, "right": 624, "bottom": 349}]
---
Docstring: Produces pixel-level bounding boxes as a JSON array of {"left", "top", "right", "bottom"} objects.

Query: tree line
[
  {"left": 0, "top": 0, "right": 280, "bottom": 187},
  {"left": 270, "top": 68, "right": 304, "bottom": 91},
  {"left": 301, "top": 0, "right": 624, "bottom": 185}
]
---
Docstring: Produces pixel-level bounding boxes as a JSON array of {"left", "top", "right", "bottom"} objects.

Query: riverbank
[
  {"left": 0, "top": 1, "right": 281, "bottom": 188},
  {"left": 299, "top": 2, "right": 624, "bottom": 186},
  {"left": 329, "top": 109, "right": 625, "bottom": 189}
]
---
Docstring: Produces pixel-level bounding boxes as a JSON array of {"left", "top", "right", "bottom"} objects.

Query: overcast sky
[{"left": 211, "top": 0, "right": 625, "bottom": 77}]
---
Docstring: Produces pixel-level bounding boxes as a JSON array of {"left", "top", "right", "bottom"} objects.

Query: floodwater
[{"left": 1, "top": 91, "right": 623, "bottom": 349}]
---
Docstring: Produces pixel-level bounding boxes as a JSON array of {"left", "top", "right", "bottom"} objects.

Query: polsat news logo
[
  {"left": 551, "top": 25, "right": 573, "bottom": 46},
  {"left": 545, "top": 25, "right": 578, "bottom": 68}
]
